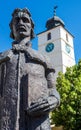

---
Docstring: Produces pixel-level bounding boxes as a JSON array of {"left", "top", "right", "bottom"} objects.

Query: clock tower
[{"left": 37, "top": 7, "right": 75, "bottom": 81}]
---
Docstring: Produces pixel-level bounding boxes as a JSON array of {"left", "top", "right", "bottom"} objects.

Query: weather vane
[{"left": 54, "top": 5, "right": 58, "bottom": 16}]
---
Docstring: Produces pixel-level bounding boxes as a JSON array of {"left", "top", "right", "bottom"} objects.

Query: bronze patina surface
[{"left": 0, "top": 8, "right": 60, "bottom": 130}]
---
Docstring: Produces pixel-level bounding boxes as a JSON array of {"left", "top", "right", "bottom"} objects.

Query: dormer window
[{"left": 47, "top": 32, "right": 51, "bottom": 40}]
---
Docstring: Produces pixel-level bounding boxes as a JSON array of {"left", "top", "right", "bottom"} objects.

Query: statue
[{"left": 0, "top": 8, "right": 60, "bottom": 130}]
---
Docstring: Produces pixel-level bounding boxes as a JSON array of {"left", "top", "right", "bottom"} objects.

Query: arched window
[{"left": 47, "top": 32, "right": 51, "bottom": 40}]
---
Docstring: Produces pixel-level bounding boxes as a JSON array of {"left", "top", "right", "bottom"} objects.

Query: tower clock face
[
  {"left": 45, "top": 43, "right": 54, "bottom": 52},
  {"left": 65, "top": 44, "right": 71, "bottom": 54}
]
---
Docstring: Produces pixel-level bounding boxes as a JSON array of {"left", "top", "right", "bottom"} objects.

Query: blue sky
[{"left": 0, "top": 0, "right": 81, "bottom": 63}]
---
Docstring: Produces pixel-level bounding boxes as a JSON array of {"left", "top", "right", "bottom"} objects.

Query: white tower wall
[{"left": 38, "top": 25, "right": 75, "bottom": 81}]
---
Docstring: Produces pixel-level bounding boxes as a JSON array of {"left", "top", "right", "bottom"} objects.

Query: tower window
[
  {"left": 66, "top": 34, "right": 68, "bottom": 42},
  {"left": 47, "top": 32, "right": 51, "bottom": 40}
]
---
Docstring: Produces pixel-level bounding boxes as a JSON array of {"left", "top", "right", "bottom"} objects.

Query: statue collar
[
  {"left": 12, "top": 39, "right": 48, "bottom": 68},
  {"left": 12, "top": 38, "right": 32, "bottom": 52}
]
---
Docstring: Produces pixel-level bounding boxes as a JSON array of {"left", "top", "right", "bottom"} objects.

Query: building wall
[
  {"left": 38, "top": 25, "right": 75, "bottom": 80},
  {"left": 38, "top": 26, "right": 60, "bottom": 45}
]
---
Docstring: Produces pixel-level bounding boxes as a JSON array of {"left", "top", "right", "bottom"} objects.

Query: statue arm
[
  {"left": 0, "top": 61, "right": 7, "bottom": 98},
  {"left": 46, "top": 71, "right": 60, "bottom": 111},
  {"left": 0, "top": 51, "right": 11, "bottom": 64},
  {"left": 0, "top": 51, "right": 11, "bottom": 97},
  {"left": 26, "top": 72, "right": 60, "bottom": 117},
  {"left": 26, "top": 56, "right": 60, "bottom": 116}
]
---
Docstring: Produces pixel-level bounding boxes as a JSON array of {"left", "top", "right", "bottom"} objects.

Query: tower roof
[{"left": 46, "top": 6, "right": 65, "bottom": 30}]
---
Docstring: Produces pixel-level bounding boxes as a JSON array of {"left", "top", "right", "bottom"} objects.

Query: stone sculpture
[{"left": 0, "top": 8, "right": 60, "bottom": 130}]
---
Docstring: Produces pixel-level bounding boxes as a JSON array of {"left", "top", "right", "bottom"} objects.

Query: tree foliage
[{"left": 51, "top": 59, "right": 81, "bottom": 130}]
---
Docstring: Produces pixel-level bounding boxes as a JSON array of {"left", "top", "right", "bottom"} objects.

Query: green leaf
[{"left": 51, "top": 59, "right": 81, "bottom": 130}]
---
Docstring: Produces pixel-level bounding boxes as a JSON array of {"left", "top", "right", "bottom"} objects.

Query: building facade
[{"left": 37, "top": 10, "right": 75, "bottom": 81}]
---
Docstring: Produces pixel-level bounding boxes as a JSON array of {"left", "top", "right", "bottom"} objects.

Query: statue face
[{"left": 12, "top": 12, "right": 32, "bottom": 40}]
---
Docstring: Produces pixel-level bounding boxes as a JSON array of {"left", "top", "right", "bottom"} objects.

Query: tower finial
[{"left": 54, "top": 6, "right": 58, "bottom": 16}]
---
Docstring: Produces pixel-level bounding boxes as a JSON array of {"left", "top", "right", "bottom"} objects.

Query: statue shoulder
[
  {"left": 0, "top": 49, "right": 13, "bottom": 64},
  {"left": 28, "top": 48, "right": 45, "bottom": 62},
  {"left": 27, "top": 48, "right": 55, "bottom": 72}
]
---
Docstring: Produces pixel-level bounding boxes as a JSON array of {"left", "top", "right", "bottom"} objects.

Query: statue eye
[
  {"left": 22, "top": 17, "right": 30, "bottom": 23},
  {"left": 14, "top": 17, "right": 20, "bottom": 23}
]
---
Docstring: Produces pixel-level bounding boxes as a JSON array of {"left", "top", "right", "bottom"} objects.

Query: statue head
[{"left": 10, "top": 8, "right": 35, "bottom": 41}]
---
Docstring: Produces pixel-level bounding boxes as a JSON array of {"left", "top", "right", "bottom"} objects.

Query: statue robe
[{"left": 0, "top": 44, "right": 59, "bottom": 130}]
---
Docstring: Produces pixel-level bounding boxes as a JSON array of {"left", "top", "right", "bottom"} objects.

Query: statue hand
[
  {"left": 26, "top": 97, "right": 58, "bottom": 116},
  {"left": 47, "top": 96, "right": 59, "bottom": 111},
  {"left": 26, "top": 99, "right": 50, "bottom": 116}
]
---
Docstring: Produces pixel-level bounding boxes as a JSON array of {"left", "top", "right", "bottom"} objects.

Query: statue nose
[{"left": 19, "top": 19, "right": 23, "bottom": 24}]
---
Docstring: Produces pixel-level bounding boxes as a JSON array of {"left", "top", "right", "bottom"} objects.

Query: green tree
[{"left": 51, "top": 59, "right": 81, "bottom": 130}]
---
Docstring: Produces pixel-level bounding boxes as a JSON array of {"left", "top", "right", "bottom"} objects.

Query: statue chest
[
  {"left": 6, "top": 52, "right": 45, "bottom": 77},
  {"left": 18, "top": 53, "right": 48, "bottom": 106},
  {"left": 6, "top": 52, "right": 48, "bottom": 106}
]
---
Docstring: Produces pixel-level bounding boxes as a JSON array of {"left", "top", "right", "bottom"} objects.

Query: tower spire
[
  {"left": 46, "top": 5, "right": 65, "bottom": 29},
  {"left": 54, "top": 6, "right": 58, "bottom": 16}
]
